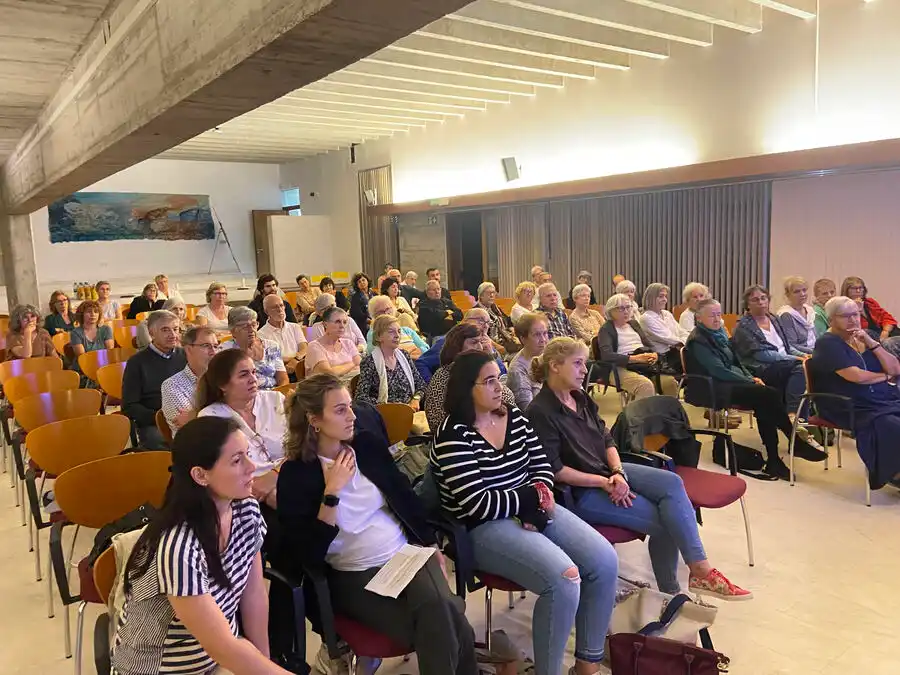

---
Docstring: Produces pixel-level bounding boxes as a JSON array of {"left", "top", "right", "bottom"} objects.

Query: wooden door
[{"left": 251, "top": 210, "right": 283, "bottom": 276}]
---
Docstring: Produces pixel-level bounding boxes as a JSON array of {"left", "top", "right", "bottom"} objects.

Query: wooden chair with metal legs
[
  {"left": 113, "top": 325, "right": 140, "bottom": 349},
  {"left": 677, "top": 347, "right": 753, "bottom": 431},
  {"left": 11, "top": 389, "right": 102, "bottom": 577},
  {"left": 77, "top": 348, "right": 137, "bottom": 392},
  {"left": 154, "top": 409, "right": 174, "bottom": 446},
  {"left": 0, "top": 356, "right": 64, "bottom": 452},
  {"left": 51, "top": 451, "right": 171, "bottom": 674},
  {"left": 274, "top": 383, "right": 296, "bottom": 399},
  {"left": 51, "top": 332, "right": 72, "bottom": 358},
  {"left": 96, "top": 361, "right": 138, "bottom": 446},
  {"left": 25, "top": 415, "right": 131, "bottom": 633},
  {"left": 376, "top": 403, "right": 415, "bottom": 445},
  {"left": 91, "top": 547, "right": 117, "bottom": 675}
]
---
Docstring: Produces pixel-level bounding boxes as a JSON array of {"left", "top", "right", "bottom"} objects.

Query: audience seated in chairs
[
  {"left": 415, "top": 315, "right": 507, "bottom": 385},
  {"left": 127, "top": 282, "right": 165, "bottom": 319},
  {"left": 220, "top": 306, "right": 288, "bottom": 390},
  {"left": 306, "top": 307, "right": 362, "bottom": 384},
  {"left": 248, "top": 274, "right": 298, "bottom": 325},
  {"left": 511, "top": 281, "right": 538, "bottom": 324},
  {"left": 122, "top": 310, "right": 186, "bottom": 449},
  {"left": 161, "top": 325, "right": 219, "bottom": 436},
  {"left": 153, "top": 274, "right": 180, "bottom": 302},
  {"left": 355, "top": 315, "right": 427, "bottom": 413},
  {"left": 615, "top": 280, "right": 641, "bottom": 316},
  {"left": 294, "top": 274, "right": 321, "bottom": 325},
  {"left": 537, "top": 282, "right": 578, "bottom": 340},
  {"left": 684, "top": 298, "right": 826, "bottom": 480},
  {"left": 136, "top": 297, "right": 187, "bottom": 349},
  {"left": 566, "top": 270, "right": 597, "bottom": 310},
  {"left": 44, "top": 290, "right": 75, "bottom": 335},
  {"left": 640, "top": 283, "right": 689, "bottom": 372},
  {"left": 525, "top": 337, "right": 750, "bottom": 600},
  {"left": 380, "top": 277, "right": 418, "bottom": 332},
  {"left": 110, "top": 416, "right": 285, "bottom": 675},
  {"left": 424, "top": 322, "right": 514, "bottom": 433},
  {"left": 594, "top": 294, "right": 676, "bottom": 400},
  {"left": 811, "top": 296, "right": 900, "bottom": 490},
  {"left": 400, "top": 270, "right": 423, "bottom": 308},
  {"left": 679, "top": 282, "right": 710, "bottom": 331},
  {"left": 507, "top": 312, "right": 550, "bottom": 410},
  {"left": 349, "top": 272, "right": 376, "bottom": 336},
  {"left": 311, "top": 293, "right": 368, "bottom": 351},
  {"left": 320, "top": 276, "right": 350, "bottom": 312},
  {"left": 417, "top": 279, "right": 463, "bottom": 339},
  {"left": 776, "top": 276, "right": 819, "bottom": 353},
  {"left": 425, "top": 267, "right": 454, "bottom": 301},
  {"left": 6, "top": 304, "right": 57, "bottom": 361},
  {"left": 197, "top": 349, "right": 286, "bottom": 508},
  {"left": 258, "top": 294, "right": 307, "bottom": 376},
  {"left": 812, "top": 278, "right": 837, "bottom": 336},
  {"left": 366, "top": 295, "right": 427, "bottom": 359},
  {"left": 277, "top": 374, "right": 478, "bottom": 675},
  {"left": 732, "top": 285, "right": 810, "bottom": 415},
  {"left": 96, "top": 280, "right": 123, "bottom": 322},
  {"left": 568, "top": 283, "right": 605, "bottom": 346},
  {"left": 432, "top": 350, "right": 617, "bottom": 675},
  {"left": 463, "top": 306, "right": 507, "bottom": 357},
  {"left": 196, "top": 282, "right": 231, "bottom": 333},
  {"left": 70, "top": 300, "right": 114, "bottom": 385},
  {"left": 475, "top": 282, "right": 521, "bottom": 354}
]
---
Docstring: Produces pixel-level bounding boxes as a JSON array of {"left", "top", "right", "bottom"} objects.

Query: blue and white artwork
[{"left": 48, "top": 192, "right": 214, "bottom": 243}]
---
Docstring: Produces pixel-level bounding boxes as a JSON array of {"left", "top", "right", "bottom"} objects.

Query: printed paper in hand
[{"left": 364, "top": 545, "right": 435, "bottom": 598}]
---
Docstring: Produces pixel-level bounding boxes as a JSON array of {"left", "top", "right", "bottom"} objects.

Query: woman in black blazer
[
  {"left": 127, "top": 282, "right": 165, "bottom": 319},
  {"left": 277, "top": 374, "right": 476, "bottom": 675}
]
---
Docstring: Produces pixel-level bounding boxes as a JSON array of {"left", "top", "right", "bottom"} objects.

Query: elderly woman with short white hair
[
  {"left": 776, "top": 276, "right": 817, "bottom": 354},
  {"left": 567, "top": 283, "right": 605, "bottom": 346},
  {"left": 475, "top": 281, "right": 520, "bottom": 353},
  {"left": 640, "top": 283, "right": 689, "bottom": 371},
  {"left": 309, "top": 293, "right": 367, "bottom": 350},
  {"left": 354, "top": 314, "right": 427, "bottom": 411},
  {"left": 615, "top": 279, "right": 641, "bottom": 315},
  {"left": 366, "top": 294, "right": 428, "bottom": 358},
  {"left": 679, "top": 282, "right": 710, "bottom": 331}
]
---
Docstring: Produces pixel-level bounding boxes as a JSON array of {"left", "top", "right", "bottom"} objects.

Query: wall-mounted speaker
[{"left": 502, "top": 157, "right": 520, "bottom": 182}]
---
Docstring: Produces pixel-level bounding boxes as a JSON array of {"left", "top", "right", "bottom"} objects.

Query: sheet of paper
[{"left": 365, "top": 545, "right": 435, "bottom": 598}]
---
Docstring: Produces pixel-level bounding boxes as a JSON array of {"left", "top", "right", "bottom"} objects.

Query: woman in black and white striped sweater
[{"left": 432, "top": 351, "right": 618, "bottom": 675}]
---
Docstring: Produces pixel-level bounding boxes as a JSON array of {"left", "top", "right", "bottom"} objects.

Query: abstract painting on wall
[{"left": 48, "top": 192, "right": 215, "bottom": 243}]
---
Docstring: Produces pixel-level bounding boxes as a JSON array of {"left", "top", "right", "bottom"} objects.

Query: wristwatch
[
  {"left": 322, "top": 494, "right": 340, "bottom": 507},
  {"left": 611, "top": 466, "right": 629, "bottom": 483}
]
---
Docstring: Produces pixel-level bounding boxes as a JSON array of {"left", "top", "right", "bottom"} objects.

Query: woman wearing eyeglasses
[
  {"left": 305, "top": 307, "right": 362, "bottom": 383},
  {"left": 196, "top": 348, "right": 286, "bottom": 507},
  {"left": 197, "top": 282, "right": 231, "bottom": 333},
  {"left": 841, "top": 276, "right": 900, "bottom": 343}
]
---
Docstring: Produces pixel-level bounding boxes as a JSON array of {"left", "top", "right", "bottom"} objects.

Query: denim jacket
[{"left": 732, "top": 313, "right": 803, "bottom": 374}]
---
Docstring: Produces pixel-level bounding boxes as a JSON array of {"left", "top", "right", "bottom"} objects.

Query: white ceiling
[
  {"left": 161, "top": 0, "right": 816, "bottom": 164},
  {"left": 0, "top": 0, "right": 112, "bottom": 162}
]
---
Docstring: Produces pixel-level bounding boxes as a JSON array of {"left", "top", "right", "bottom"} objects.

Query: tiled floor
[{"left": 1, "top": 395, "right": 898, "bottom": 675}]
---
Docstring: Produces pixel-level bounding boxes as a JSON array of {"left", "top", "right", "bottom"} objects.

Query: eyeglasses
[
  {"left": 188, "top": 342, "right": 219, "bottom": 352},
  {"left": 834, "top": 312, "right": 860, "bottom": 320},
  {"left": 848, "top": 286, "right": 865, "bottom": 292},
  {"left": 475, "top": 375, "right": 502, "bottom": 389}
]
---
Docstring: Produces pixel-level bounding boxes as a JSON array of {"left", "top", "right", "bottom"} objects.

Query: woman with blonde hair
[
  {"left": 45, "top": 290, "right": 75, "bottom": 335},
  {"left": 196, "top": 282, "right": 230, "bottom": 332},
  {"left": 526, "top": 337, "right": 750, "bottom": 601},
  {"left": 511, "top": 281, "right": 538, "bottom": 322},
  {"left": 568, "top": 283, "right": 605, "bottom": 346},
  {"left": 355, "top": 315, "right": 426, "bottom": 408},
  {"left": 365, "top": 295, "right": 427, "bottom": 358},
  {"left": 776, "top": 276, "right": 817, "bottom": 353}
]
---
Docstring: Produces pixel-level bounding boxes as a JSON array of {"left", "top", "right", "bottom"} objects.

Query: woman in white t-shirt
[
  {"left": 196, "top": 348, "right": 286, "bottom": 507},
  {"left": 196, "top": 282, "right": 231, "bottom": 333},
  {"left": 305, "top": 307, "right": 361, "bottom": 383}
]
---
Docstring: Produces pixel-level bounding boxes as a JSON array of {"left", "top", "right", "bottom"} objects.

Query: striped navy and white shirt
[
  {"left": 431, "top": 406, "right": 555, "bottom": 527},
  {"left": 111, "top": 498, "right": 266, "bottom": 675}
]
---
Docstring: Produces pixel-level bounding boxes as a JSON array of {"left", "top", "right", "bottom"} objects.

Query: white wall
[
  {"left": 268, "top": 215, "right": 333, "bottom": 282},
  {"left": 769, "top": 169, "right": 900, "bottom": 315},
  {"left": 31, "top": 158, "right": 282, "bottom": 286}
]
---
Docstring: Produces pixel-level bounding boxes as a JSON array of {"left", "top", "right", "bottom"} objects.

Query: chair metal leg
[
  {"left": 508, "top": 591, "right": 514, "bottom": 609},
  {"left": 520, "top": 591, "right": 526, "bottom": 600},
  {"left": 865, "top": 467, "right": 871, "bottom": 507},
  {"left": 46, "top": 542, "right": 55, "bottom": 618},
  {"left": 788, "top": 413, "right": 801, "bottom": 486},
  {"left": 836, "top": 430, "right": 843, "bottom": 468},
  {"left": 484, "top": 588, "right": 493, "bottom": 651},
  {"left": 63, "top": 601, "right": 72, "bottom": 659},
  {"left": 35, "top": 528, "right": 42, "bottom": 581},
  {"left": 74, "top": 601, "right": 86, "bottom": 675},
  {"left": 739, "top": 496, "right": 755, "bottom": 567},
  {"left": 65, "top": 525, "right": 80, "bottom": 586}
]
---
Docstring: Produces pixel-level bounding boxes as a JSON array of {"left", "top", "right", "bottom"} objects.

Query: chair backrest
[
  {"left": 294, "top": 357, "right": 305, "bottom": 381},
  {"left": 283, "top": 291, "right": 298, "bottom": 308},
  {"left": 135, "top": 312, "right": 150, "bottom": 322},
  {"left": 672, "top": 303, "right": 687, "bottom": 320},
  {"left": 97, "top": 361, "right": 129, "bottom": 400},
  {"left": 0, "top": 355, "right": 63, "bottom": 385},
  {"left": 184, "top": 305, "right": 199, "bottom": 321},
  {"left": 377, "top": 403, "right": 414, "bottom": 445},
  {"left": 155, "top": 409, "right": 174, "bottom": 445},
  {"left": 13, "top": 389, "right": 102, "bottom": 432},
  {"left": 93, "top": 547, "right": 118, "bottom": 606},
  {"left": 113, "top": 325, "right": 140, "bottom": 348},
  {"left": 722, "top": 313, "right": 739, "bottom": 337},
  {"left": 26, "top": 414, "right": 131, "bottom": 477},
  {"left": 51, "top": 331, "right": 71, "bottom": 357},
  {"left": 348, "top": 374, "right": 360, "bottom": 397},
  {"left": 4, "top": 369, "right": 80, "bottom": 405},
  {"left": 53, "top": 451, "right": 172, "bottom": 529},
  {"left": 274, "top": 383, "right": 296, "bottom": 399},
  {"left": 108, "top": 319, "right": 139, "bottom": 330},
  {"left": 120, "top": 304, "right": 131, "bottom": 318},
  {"left": 79, "top": 347, "right": 138, "bottom": 384},
  {"left": 0, "top": 317, "right": 9, "bottom": 335},
  {"left": 495, "top": 297, "right": 515, "bottom": 315},
  {"left": 644, "top": 433, "right": 670, "bottom": 453}
]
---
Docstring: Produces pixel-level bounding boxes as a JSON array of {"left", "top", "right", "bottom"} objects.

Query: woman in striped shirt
[
  {"left": 112, "top": 417, "right": 290, "bottom": 675},
  {"left": 432, "top": 351, "right": 618, "bottom": 675}
]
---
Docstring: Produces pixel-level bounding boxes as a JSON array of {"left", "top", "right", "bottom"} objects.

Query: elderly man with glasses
[
  {"left": 258, "top": 293, "right": 307, "bottom": 376},
  {"left": 220, "top": 306, "right": 289, "bottom": 389},
  {"left": 160, "top": 325, "right": 220, "bottom": 435}
]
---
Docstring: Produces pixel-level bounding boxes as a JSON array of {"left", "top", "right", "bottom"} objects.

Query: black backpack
[{"left": 87, "top": 502, "right": 158, "bottom": 567}]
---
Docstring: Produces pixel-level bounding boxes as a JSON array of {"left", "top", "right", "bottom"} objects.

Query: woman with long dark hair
[
  {"left": 112, "top": 416, "right": 290, "bottom": 675},
  {"left": 349, "top": 272, "right": 375, "bottom": 336}
]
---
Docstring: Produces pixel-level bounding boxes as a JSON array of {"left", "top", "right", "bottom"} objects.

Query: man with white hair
[
  {"left": 531, "top": 265, "right": 544, "bottom": 284},
  {"left": 400, "top": 270, "right": 423, "bottom": 307},
  {"left": 219, "top": 305, "right": 289, "bottom": 389},
  {"left": 679, "top": 282, "right": 711, "bottom": 331},
  {"left": 418, "top": 279, "right": 462, "bottom": 338},
  {"left": 537, "top": 282, "right": 577, "bottom": 339},
  {"left": 258, "top": 294, "right": 307, "bottom": 374}
]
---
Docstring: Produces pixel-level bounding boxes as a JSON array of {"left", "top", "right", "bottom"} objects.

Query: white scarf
[
  {"left": 779, "top": 304, "right": 816, "bottom": 347},
  {"left": 372, "top": 346, "right": 415, "bottom": 404}
]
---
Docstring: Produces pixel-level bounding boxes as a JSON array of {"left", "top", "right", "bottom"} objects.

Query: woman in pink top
[{"left": 305, "top": 307, "right": 361, "bottom": 383}]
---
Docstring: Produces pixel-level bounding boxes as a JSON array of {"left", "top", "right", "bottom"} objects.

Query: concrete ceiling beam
[
  {"left": 622, "top": 0, "right": 761, "bottom": 33},
  {"left": 301, "top": 83, "right": 491, "bottom": 110},
  {"left": 321, "top": 73, "right": 518, "bottom": 102},
  {"left": 282, "top": 91, "right": 470, "bottom": 117},
  {"left": 747, "top": 0, "right": 816, "bottom": 19}
]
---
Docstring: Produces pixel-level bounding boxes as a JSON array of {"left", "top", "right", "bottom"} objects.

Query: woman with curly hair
[
  {"left": 6, "top": 304, "right": 57, "bottom": 361},
  {"left": 349, "top": 272, "right": 375, "bottom": 336}
]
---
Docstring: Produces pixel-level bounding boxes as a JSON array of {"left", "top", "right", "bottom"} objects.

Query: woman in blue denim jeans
[
  {"left": 526, "top": 337, "right": 751, "bottom": 602},
  {"left": 432, "top": 350, "right": 618, "bottom": 675}
]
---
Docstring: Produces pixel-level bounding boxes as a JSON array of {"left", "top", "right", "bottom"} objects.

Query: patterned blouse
[
  {"left": 354, "top": 349, "right": 427, "bottom": 406},
  {"left": 568, "top": 308, "right": 605, "bottom": 346}
]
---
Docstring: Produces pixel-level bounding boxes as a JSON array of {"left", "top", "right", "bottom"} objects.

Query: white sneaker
[{"left": 314, "top": 644, "right": 348, "bottom": 675}]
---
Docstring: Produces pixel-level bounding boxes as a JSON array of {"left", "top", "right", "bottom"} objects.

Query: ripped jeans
[{"left": 469, "top": 505, "right": 619, "bottom": 675}]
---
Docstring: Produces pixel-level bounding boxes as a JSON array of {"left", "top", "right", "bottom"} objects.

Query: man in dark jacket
[
  {"left": 418, "top": 279, "right": 463, "bottom": 339},
  {"left": 248, "top": 274, "right": 298, "bottom": 324}
]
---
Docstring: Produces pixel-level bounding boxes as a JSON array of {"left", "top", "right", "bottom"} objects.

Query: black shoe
[
  {"left": 764, "top": 457, "right": 791, "bottom": 481},
  {"left": 793, "top": 439, "right": 828, "bottom": 462}
]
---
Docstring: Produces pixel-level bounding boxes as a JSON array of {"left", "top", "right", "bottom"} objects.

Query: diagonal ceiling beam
[
  {"left": 261, "top": 101, "right": 447, "bottom": 123},
  {"left": 747, "top": 0, "right": 816, "bottom": 19},
  {"left": 622, "top": 0, "right": 761, "bottom": 33},
  {"left": 487, "top": 0, "right": 714, "bottom": 46},
  {"left": 300, "top": 83, "right": 491, "bottom": 111},
  {"left": 322, "top": 72, "right": 518, "bottom": 102},
  {"left": 358, "top": 52, "right": 576, "bottom": 86},
  {"left": 387, "top": 34, "right": 615, "bottom": 75},
  {"left": 449, "top": 4, "right": 672, "bottom": 57},
  {"left": 222, "top": 114, "right": 417, "bottom": 132},
  {"left": 418, "top": 17, "right": 640, "bottom": 66},
  {"left": 282, "top": 91, "right": 470, "bottom": 117}
]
